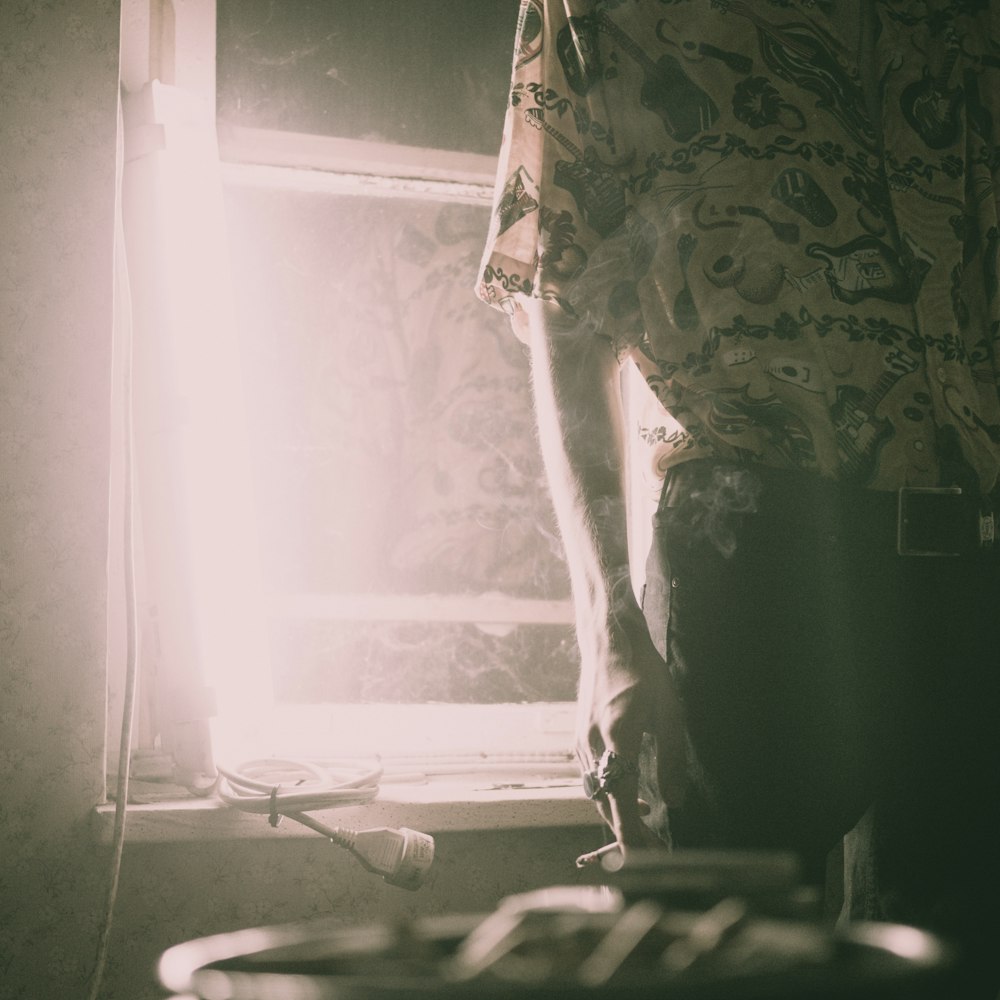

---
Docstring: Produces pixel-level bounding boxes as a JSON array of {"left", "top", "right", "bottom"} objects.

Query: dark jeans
[{"left": 640, "top": 460, "right": 1000, "bottom": 996}]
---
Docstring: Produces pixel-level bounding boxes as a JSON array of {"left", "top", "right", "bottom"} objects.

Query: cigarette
[{"left": 575, "top": 842, "right": 622, "bottom": 868}]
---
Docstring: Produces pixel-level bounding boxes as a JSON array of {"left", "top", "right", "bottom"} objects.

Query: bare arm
[{"left": 518, "top": 297, "right": 687, "bottom": 850}]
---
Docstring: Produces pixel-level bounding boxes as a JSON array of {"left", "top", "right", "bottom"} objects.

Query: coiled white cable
[{"left": 216, "top": 757, "right": 383, "bottom": 814}]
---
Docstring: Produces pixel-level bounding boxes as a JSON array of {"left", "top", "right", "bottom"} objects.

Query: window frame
[{"left": 117, "top": 0, "right": 578, "bottom": 775}]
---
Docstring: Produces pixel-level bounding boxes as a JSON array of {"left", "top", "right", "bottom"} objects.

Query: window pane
[
  {"left": 223, "top": 184, "right": 576, "bottom": 705},
  {"left": 216, "top": 0, "right": 522, "bottom": 155},
  {"left": 224, "top": 185, "right": 569, "bottom": 601},
  {"left": 273, "top": 620, "right": 578, "bottom": 704}
]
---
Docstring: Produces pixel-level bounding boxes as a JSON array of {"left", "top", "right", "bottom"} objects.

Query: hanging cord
[
  {"left": 87, "top": 82, "right": 140, "bottom": 1000},
  {"left": 216, "top": 758, "right": 434, "bottom": 889}
]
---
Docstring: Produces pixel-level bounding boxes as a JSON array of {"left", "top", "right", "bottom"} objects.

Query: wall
[
  {"left": 0, "top": 0, "right": 120, "bottom": 995},
  {"left": 0, "top": 4, "right": 598, "bottom": 998}
]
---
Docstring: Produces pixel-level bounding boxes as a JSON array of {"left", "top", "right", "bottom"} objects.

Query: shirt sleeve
[
  {"left": 475, "top": 0, "right": 646, "bottom": 354},
  {"left": 474, "top": 0, "right": 546, "bottom": 317}
]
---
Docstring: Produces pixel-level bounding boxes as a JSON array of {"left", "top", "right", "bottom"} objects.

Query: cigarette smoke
[{"left": 668, "top": 464, "right": 761, "bottom": 558}]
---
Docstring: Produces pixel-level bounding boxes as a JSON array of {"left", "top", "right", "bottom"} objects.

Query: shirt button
[{"left": 913, "top": 440, "right": 925, "bottom": 452}]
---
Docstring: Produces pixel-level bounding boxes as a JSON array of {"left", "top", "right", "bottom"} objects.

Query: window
[{"left": 119, "top": 0, "right": 578, "bottom": 773}]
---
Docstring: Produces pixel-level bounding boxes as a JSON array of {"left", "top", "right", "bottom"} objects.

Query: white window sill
[{"left": 92, "top": 777, "right": 597, "bottom": 844}]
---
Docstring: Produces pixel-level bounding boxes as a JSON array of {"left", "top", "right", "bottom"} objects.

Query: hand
[{"left": 577, "top": 608, "right": 688, "bottom": 855}]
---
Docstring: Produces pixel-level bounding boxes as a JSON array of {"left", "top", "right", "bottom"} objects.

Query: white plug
[
  {"left": 341, "top": 826, "right": 436, "bottom": 890},
  {"left": 287, "top": 812, "right": 435, "bottom": 890}
]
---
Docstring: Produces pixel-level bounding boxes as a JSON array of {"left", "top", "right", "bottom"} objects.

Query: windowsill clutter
[{"left": 92, "top": 774, "right": 595, "bottom": 844}]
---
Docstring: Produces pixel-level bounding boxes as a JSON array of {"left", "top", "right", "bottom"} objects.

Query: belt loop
[{"left": 979, "top": 508, "right": 996, "bottom": 551}]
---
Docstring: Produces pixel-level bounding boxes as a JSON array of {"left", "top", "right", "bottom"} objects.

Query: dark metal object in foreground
[{"left": 159, "top": 850, "right": 958, "bottom": 999}]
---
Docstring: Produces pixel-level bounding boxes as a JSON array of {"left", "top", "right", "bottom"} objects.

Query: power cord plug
[
  {"left": 336, "top": 825, "right": 435, "bottom": 890},
  {"left": 289, "top": 812, "right": 435, "bottom": 890}
]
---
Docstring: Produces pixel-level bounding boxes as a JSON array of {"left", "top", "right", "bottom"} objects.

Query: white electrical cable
[
  {"left": 216, "top": 757, "right": 438, "bottom": 889},
  {"left": 216, "top": 758, "right": 383, "bottom": 814},
  {"left": 215, "top": 752, "right": 577, "bottom": 890},
  {"left": 87, "top": 79, "right": 139, "bottom": 1000}
]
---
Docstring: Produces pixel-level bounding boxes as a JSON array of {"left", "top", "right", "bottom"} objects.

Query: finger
[
  {"left": 592, "top": 792, "right": 650, "bottom": 837},
  {"left": 604, "top": 775, "right": 649, "bottom": 850},
  {"left": 576, "top": 740, "right": 596, "bottom": 773},
  {"left": 590, "top": 789, "right": 612, "bottom": 826},
  {"left": 583, "top": 743, "right": 643, "bottom": 841}
]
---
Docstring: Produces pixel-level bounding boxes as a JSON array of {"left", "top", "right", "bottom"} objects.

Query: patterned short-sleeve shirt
[{"left": 477, "top": 0, "right": 1000, "bottom": 495}]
